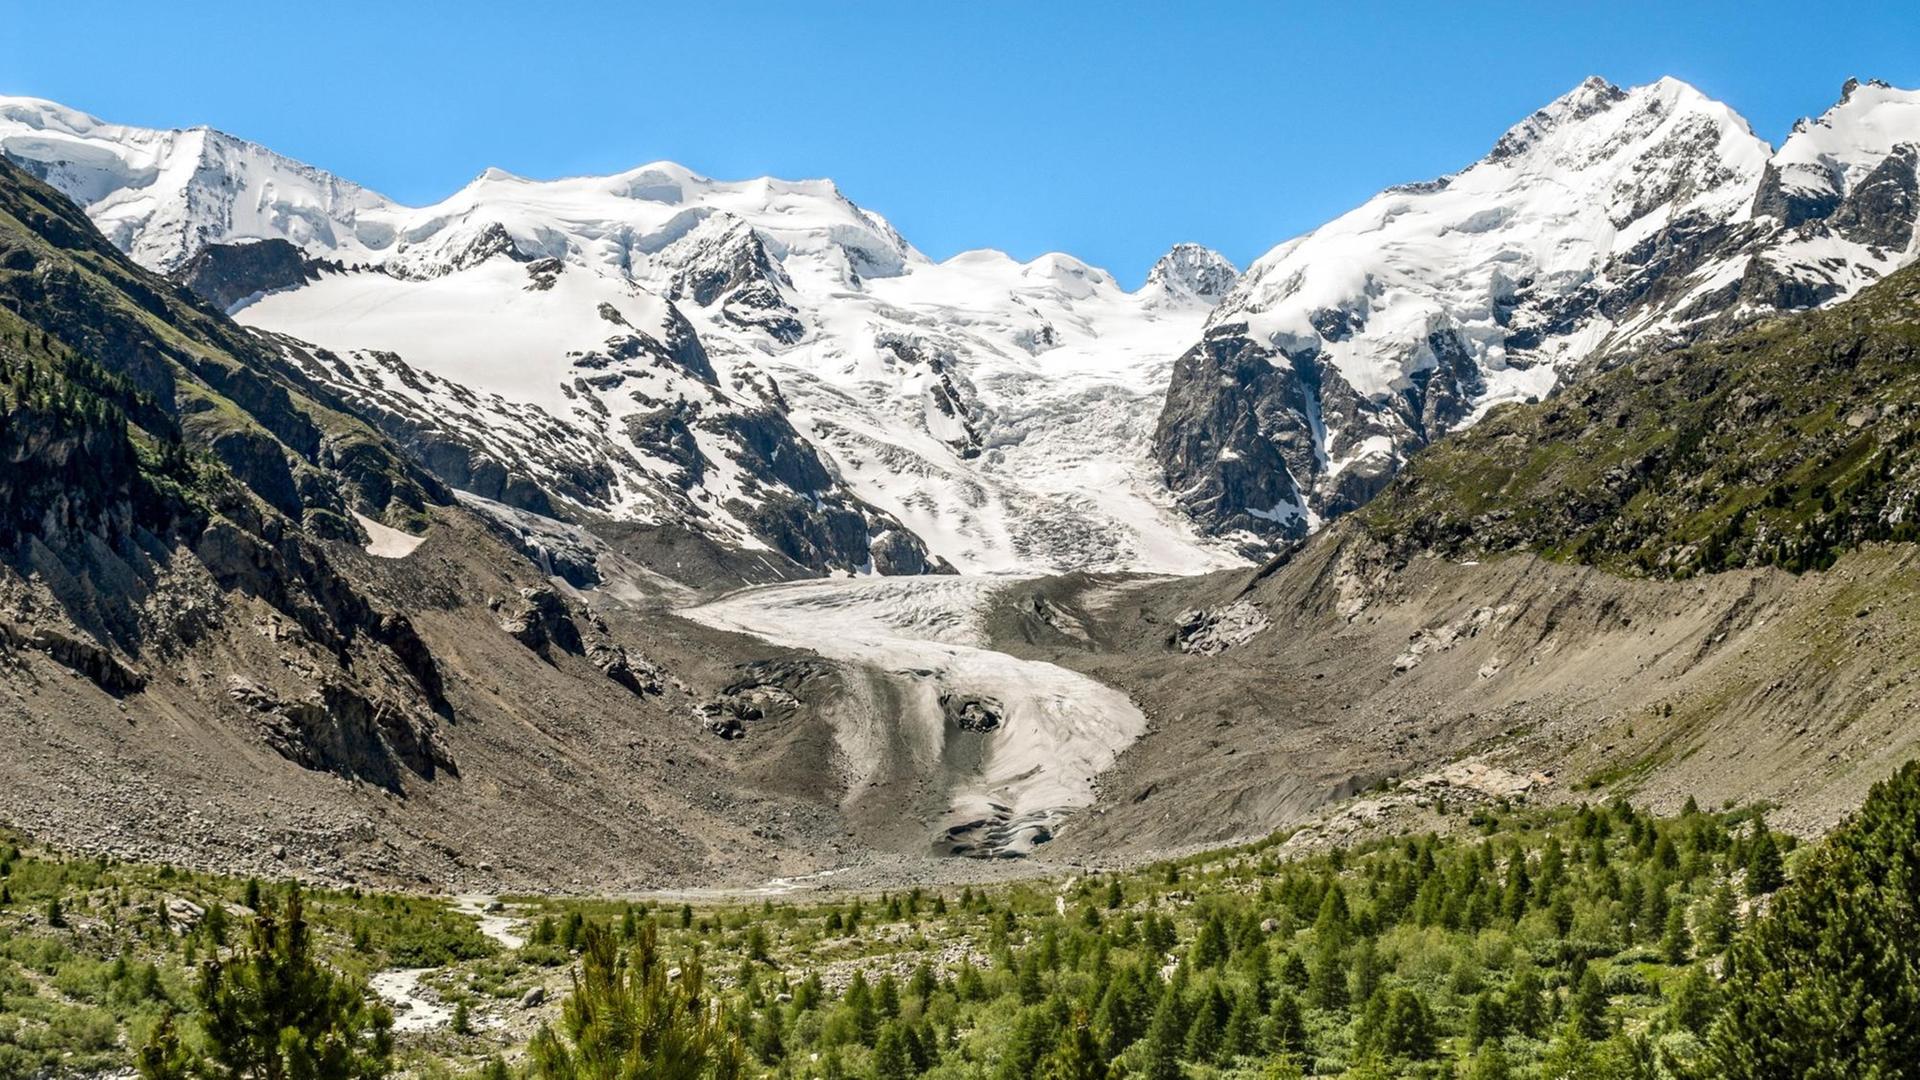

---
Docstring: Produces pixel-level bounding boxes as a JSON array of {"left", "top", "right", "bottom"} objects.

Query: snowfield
[{"left": 0, "top": 95, "right": 1245, "bottom": 575}]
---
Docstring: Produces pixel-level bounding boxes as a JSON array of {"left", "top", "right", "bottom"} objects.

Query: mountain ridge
[
  {"left": 6, "top": 78, "right": 1920, "bottom": 575},
  {"left": 0, "top": 93, "right": 1244, "bottom": 575},
  {"left": 1156, "top": 75, "right": 1920, "bottom": 555}
]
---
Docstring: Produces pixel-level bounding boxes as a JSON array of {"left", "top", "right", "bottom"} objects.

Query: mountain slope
[
  {"left": 1158, "top": 77, "right": 1920, "bottom": 553},
  {"left": 992, "top": 264, "right": 1920, "bottom": 856},
  {"left": 0, "top": 98, "right": 1243, "bottom": 575},
  {"left": 0, "top": 154, "right": 1044, "bottom": 888},
  {"left": 1363, "top": 260, "right": 1920, "bottom": 575}
]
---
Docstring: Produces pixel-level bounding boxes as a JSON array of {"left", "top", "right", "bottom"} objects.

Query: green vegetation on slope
[
  {"left": 9, "top": 761, "right": 1920, "bottom": 1078},
  {"left": 1362, "top": 263, "right": 1920, "bottom": 577},
  {"left": 0, "top": 153, "right": 442, "bottom": 545},
  {"left": 0, "top": 837, "right": 492, "bottom": 1079}
]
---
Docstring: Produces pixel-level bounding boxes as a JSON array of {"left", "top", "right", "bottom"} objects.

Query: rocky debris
[
  {"left": 226, "top": 674, "right": 453, "bottom": 791},
  {"left": 189, "top": 518, "right": 455, "bottom": 724},
  {"left": 495, "top": 587, "right": 584, "bottom": 656},
  {"left": 1023, "top": 593, "right": 1091, "bottom": 643},
  {"left": 1172, "top": 601, "right": 1270, "bottom": 656},
  {"left": 494, "top": 586, "right": 675, "bottom": 701},
  {"left": 940, "top": 692, "right": 1003, "bottom": 733},
  {"left": 1392, "top": 605, "right": 1514, "bottom": 674},
  {"left": 164, "top": 897, "right": 207, "bottom": 931},
  {"left": 698, "top": 659, "right": 834, "bottom": 739},
  {"left": 589, "top": 642, "right": 663, "bottom": 696},
  {"left": 0, "top": 621, "right": 146, "bottom": 696},
  {"left": 808, "top": 938, "right": 990, "bottom": 994},
  {"left": 1280, "top": 760, "right": 1552, "bottom": 855},
  {"left": 697, "top": 701, "right": 747, "bottom": 740}
]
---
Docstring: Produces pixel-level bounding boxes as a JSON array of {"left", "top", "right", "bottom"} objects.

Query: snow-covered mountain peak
[
  {"left": 1214, "top": 77, "right": 1770, "bottom": 403},
  {"left": 1767, "top": 79, "right": 1920, "bottom": 208},
  {"left": 1487, "top": 75, "right": 1629, "bottom": 160},
  {"left": 1157, "top": 76, "right": 1920, "bottom": 556},
  {"left": 1143, "top": 243, "right": 1237, "bottom": 305},
  {"left": 0, "top": 95, "right": 1243, "bottom": 574},
  {"left": 0, "top": 95, "right": 395, "bottom": 271}
]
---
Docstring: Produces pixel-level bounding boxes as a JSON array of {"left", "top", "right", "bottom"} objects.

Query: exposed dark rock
[
  {"left": 0, "top": 620, "right": 145, "bottom": 695},
  {"left": 496, "top": 586, "right": 583, "bottom": 656},
  {"left": 1151, "top": 327, "right": 1317, "bottom": 550},
  {"left": 698, "top": 658, "right": 835, "bottom": 739},
  {"left": 172, "top": 239, "right": 335, "bottom": 311},
  {"left": 1832, "top": 143, "right": 1920, "bottom": 250},
  {"left": 225, "top": 674, "right": 451, "bottom": 791},
  {"left": 940, "top": 692, "right": 1002, "bottom": 733},
  {"left": 524, "top": 257, "right": 563, "bottom": 291},
  {"left": 669, "top": 218, "right": 804, "bottom": 343},
  {"left": 589, "top": 642, "right": 664, "bottom": 696}
]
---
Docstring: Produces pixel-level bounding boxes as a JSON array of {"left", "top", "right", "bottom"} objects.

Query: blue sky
[{"left": 5, "top": 2, "right": 1918, "bottom": 283}]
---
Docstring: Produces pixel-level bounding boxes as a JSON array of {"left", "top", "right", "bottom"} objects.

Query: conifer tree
[
  {"left": 527, "top": 922, "right": 742, "bottom": 1080},
  {"left": 870, "top": 1023, "right": 910, "bottom": 1080},
  {"left": 139, "top": 885, "right": 393, "bottom": 1080},
  {"left": 1709, "top": 762, "right": 1920, "bottom": 1078},
  {"left": 1660, "top": 905, "right": 1692, "bottom": 964},
  {"left": 1140, "top": 994, "right": 1183, "bottom": 1080},
  {"left": 1039, "top": 1010, "right": 1106, "bottom": 1080},
  {"left": 1744, "top": 823, "right": 1785, "bottom": 897}
]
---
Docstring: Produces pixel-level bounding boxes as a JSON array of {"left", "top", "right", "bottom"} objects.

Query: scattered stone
[
  {"left": 1173, "top": 601, "right": 1271, "bottom": 656},
  {"left": 165, "top": 897, "right": 206, "bottom": 930}
]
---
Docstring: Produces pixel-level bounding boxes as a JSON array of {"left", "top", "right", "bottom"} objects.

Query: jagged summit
[
  {"left": 9, "top": 79, "right": 1918, "bottom": 573},
  {"left": 1156, "top": 76, "right": 1920, "bottom": 554},
  {"left": 0, "top": 94, "right": 1244, "bottom": 575},
  {"left": 1144, "top": 242, "right": 1237, "bottom": 305},
  {"left": 1766, "top": 78, "right": 1920, "bottom": 215}
]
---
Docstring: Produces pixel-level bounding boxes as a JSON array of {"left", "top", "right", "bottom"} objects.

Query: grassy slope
[
  {"left": 0, "top": 154, "right": 442, "bottom": 540},
  {"left": 1362, "top": 262, "right": 1920, "bottom": 577}
]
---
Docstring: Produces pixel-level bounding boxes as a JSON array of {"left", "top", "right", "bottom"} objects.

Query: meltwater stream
[{"left": 681, "top": 576, "right": 1147, "bottom": 857}]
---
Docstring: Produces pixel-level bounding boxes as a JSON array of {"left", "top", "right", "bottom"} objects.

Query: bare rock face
[
  {"left": 667, "top": 217, "right": 805, "bottom": 344},
  {"left": 940, "top": 692, "right": 1002, "bottom": 733},
  {"left": 495, "top": 586, "right": 673, "bottom": 701},
  {"left": 496, "top": 586, "right": 582, "bottom": 655},
  {"left": 224, "top": 674, "right": 452, "bottom": 791},
  {"left": 172, "top": 239, "right": 336, "bottom": 311},
  {"left": 0, "top": 620, "right": 145, "bottom": 695},
  {"left": 588, "top": 642, "right": 664, "bottom": 696},
  {"left": 1172, "top": 601, "right": 1271, "bottom": 656}
]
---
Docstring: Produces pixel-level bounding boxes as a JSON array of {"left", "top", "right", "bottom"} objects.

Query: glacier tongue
[{"left": 682, "top": 575, "right": 1148, "bottom": 857}]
